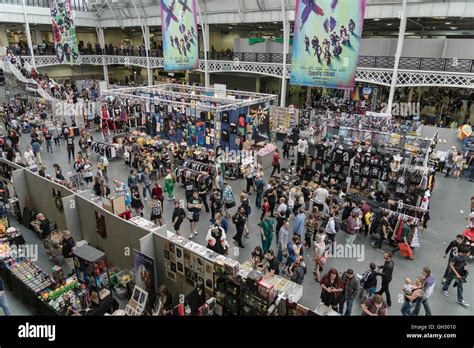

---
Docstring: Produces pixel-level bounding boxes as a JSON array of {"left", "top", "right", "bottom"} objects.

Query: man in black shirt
[
  {"left": 187, "top": 191, "right": 202, "bottom": 240},
  {"left": 442, "top": 247, "right": 470, "bottom": 306},
  {"left": 266, "top": 249, "right": 279, "bottom": 275},
  {"left": 66, "top": 135, "right": 75, "bottom": 163},
  {"left": 172, "top": 200, "right": 186, "bottom": 236},
  {"left": 232, "top": 206, "right": 246, "bottom": 248},
  {"left": 375, "top": 252, "right": 394, "bottom": 307},
  {"left": 37, "top": 213, "right": 51, "bottom": 239},
  {"left": 61, "top": 230, "right": 76, "bottom": 273},
  {"left": 442, "top": 234, "right": 465, "bottom": 284}
]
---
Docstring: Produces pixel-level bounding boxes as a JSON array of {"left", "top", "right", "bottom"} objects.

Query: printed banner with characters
[
  {"left": 50, "top": 0, "right": 80, "bottom": 64},
  {"left": 290, "top": 0, "right": 367, "bottom": 89},
  {"left": 160, "top": 0, "right": 199, "bottom": 71}
]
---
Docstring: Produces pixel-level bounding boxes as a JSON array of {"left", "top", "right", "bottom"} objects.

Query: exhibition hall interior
[{"left": 0, "top": 0, "right": 473, "bottom": 319}]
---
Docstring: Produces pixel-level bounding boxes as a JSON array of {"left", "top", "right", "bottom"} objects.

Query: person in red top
[
  {"left": 260, "top": 197, "right": 270, "bottom": 221},
  {"left": 151, "top": 181, "right": 164, "bottom": 210},
  {"left": 271, "top": 149, "right": 281, "bottom": 177}
]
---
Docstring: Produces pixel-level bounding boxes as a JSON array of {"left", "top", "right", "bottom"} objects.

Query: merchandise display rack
[{"left": 101, "top": 84, "right": 279, "bottom": 112}]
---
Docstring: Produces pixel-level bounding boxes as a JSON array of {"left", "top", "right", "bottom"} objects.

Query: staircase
[{"left": 0, "top": 58, "right": 54, "bottom": 101}]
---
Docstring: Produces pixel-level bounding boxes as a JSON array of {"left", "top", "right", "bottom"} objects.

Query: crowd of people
[{"left": 0, "top": 89, "right": 471, "bottom": 316}]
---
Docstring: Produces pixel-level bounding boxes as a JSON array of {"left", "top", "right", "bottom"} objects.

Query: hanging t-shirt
[
  {"left": 371, "top": 167, "right": 380, "bottom": 179},
  {"left": 316, "top": 144, "right": 326, "bottom": 159},
  {"left": 383, "top": 154, "right": 394, "bottom": 168},
  {"left": 362, "top": 165, "right": 371, "bottom": 177},
  {"left": 333, "top": 147, "right": 344, "bottom": 163},
  {"left": 297, "top": 139, "right": 308, "bottom": 153}
]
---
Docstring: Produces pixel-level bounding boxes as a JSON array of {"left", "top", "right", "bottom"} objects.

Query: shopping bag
[{"left": 398, "top": 243, "right": 413, "bottom": 258}]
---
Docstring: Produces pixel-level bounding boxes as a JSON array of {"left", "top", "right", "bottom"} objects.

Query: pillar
[
  {"left": 96, "top": 27, "right": 109, "bottom": 83},
  {"left": 34, "top": 30, "right": 42, "bottom": 45},
  {"left": 21, "top": 0, "right": 36, "bottom": 69},
  {"left": 256, "top": 76, "right": 261, "bottom": 93},
  {"left": 280, "top": 0, "right": 289, "bottom": 107},
  {"left": 0, "top": 25, "right": 8, "bottom": 49},
  {"left": 386, "top": 0, "right": 408, "bottom": 115},
  {"left": 144, "top": 25, "right": 153, "bottom": 86}
]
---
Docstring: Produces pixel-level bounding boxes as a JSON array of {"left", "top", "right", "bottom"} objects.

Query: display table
[{"left": 256, "top": 150, "right": 275, "bottom": 170}]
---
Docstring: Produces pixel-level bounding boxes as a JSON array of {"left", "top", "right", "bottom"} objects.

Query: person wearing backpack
[
  {"left": 360, "top": 263, "right": 378, "bottom": 300},
  {"left": 289, "top": 256, "right": 307, "bottom": 285},
  {"left": 150, "top": 195, "right": 163, "bottom": 226},
  {"left": 232, "top": 206, "right": 246, "bottom": 248}
]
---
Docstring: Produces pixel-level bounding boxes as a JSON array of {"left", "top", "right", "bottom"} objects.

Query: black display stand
[{"left": 73, "top": 245, "right": 112, "bottom": 307}]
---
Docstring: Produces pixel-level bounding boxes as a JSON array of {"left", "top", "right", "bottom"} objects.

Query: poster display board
[
  {"left": 50, "top": 0, "right": 80, "bottom": 65},
  {"left": 290, "top": 0, "right": 367, "bottom": 89},
  {"left": 271, "top": 105, "right": 299, "bottom": 131},
  {"left": 160, "top": 0, "right": 199, "bottom": 71},
  {"left": 133, "top": 250, "right": 156, "bottom": 310}
]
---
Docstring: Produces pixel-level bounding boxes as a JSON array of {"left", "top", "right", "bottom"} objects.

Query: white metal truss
[{"left": 23, "top": 55, "right": 474, "bottom": 89}]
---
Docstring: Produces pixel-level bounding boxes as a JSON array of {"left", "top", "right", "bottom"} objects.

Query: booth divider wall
[
  {"left": 61, "top": 194, "right": 84, "bottom": 242},
  {"left": 11, "top": 168, "right": 28, "bottom": 215},
  {"left": 22, "top": 170, "right": 75, "bottom": 232},
  {"left": 75, "top": 195, "right": 150, "bottom": 270}
]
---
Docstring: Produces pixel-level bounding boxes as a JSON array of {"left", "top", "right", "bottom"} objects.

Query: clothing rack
[
  {"left": 183, "top": 160, "right": 215, "bottom": 174},
  {"left": 90, "top": 141, "right": 122, "bottom": 159},
  {"left": 380, "top": 207, "right": 419, "bottom": 224},
  {"left": 398, "top": 164, "right": 429, "bottom": 174}
]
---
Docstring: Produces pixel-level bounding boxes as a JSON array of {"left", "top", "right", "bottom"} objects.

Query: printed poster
[
  {"left": 290, "top": 0, "right": 367, "bottom": 89},
  {"left": 50, "top": 0, "right": 80, "bottom": 64},
  {"left": 161, "top": 0, "right": 199, "bottom": 71},
  {"left": 133, "top": 249, "right": 156, "bottom": 309}
]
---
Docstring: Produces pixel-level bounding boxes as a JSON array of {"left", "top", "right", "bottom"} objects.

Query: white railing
[{"left": 18, "top": 55, "right": 474, "bottom": 89}]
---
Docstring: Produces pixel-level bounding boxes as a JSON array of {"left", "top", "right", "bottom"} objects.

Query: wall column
[
  {"left": 0, "top": 25, "right": 9, "bottom": 49},
  {"left": 386, "top": 0, "right": 408, "bottom": 115},
  {"left": 280, "top": 0, "right": 289, "bottom": 107},
  {"left": 96, "top": 27, "right": 109, "bottom": 83},
  {"left": 21, "top": 0, "right": 36, "bottom": 69}
]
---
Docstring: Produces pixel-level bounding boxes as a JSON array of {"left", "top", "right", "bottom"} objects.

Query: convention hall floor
[{"left": 5, "top": 133, "right": 473, "bottom": 316}]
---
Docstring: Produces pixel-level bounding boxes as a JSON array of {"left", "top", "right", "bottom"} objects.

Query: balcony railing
[
  {"left": 0, "top": 0, "right": 87, "bottom": 11},
  {"left": 8, "top": 46, "right": 474, "bottom": 73}
]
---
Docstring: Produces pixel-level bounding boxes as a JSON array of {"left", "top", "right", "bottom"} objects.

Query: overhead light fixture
[
  {"left": 231, "top": 23, "right": 238, "bottom": 25},
  {"left": 228, "top": 26, "right": 233, "bottom": 29},
  {"left": 445, "top": 22, "right": 451, "bottom": 25},
  {"left": 280, "top": 28, "right": 284, "bottom": 31},
  {"left": 373, "top": 18, "right": 380, "bottom": 21},
  {"left": 273, "top": 21, "right": 277, "bottom": 24},
  {"left": 450, "top": 26, "right": 458, "bottom": 30},
  {"left": 386, "top": 23, "right": 393, "bottom": 26},
  {"left": 437, "top": 16, "right": 446, "bottom": 19}
]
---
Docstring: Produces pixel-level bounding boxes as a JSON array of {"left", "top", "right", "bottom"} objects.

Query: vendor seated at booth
[{"left": 152, "top": 285, "right": 174, "bottom": 316}]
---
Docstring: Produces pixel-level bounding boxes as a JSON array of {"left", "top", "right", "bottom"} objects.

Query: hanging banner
[
  {"left": 50, "top": 0, "right": 80, "bottom": 64},
  {"left": 290, "top": 0, "right": 367, "bottom": 89},
  {"left": 161, "top": 0, "right": 199, "bottom": 71}
]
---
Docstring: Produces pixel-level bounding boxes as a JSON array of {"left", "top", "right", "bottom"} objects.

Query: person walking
[
  {"left": 325, "top": 211, "right": 337, "bottom": 251},
  {"left": 284, "top": 235, "right": 302, "bottom": 274},
  {"left": 278, "top": 219, "right": 290, "bottom": 266},
  {"left": 163, "top": 169, "right": 175, "bottom": 200},
  {"left": 187, "top": 191, "right": 202, "bottom": 239},
  {"left": 172, "top": 200, "right": 186, "bottom": 236},
  {"left": 401, "top": 277, "right": 423, "bottom": 316},
  {"left": 275, "top": 197, "right": 288, "bottom": 239},
  {"left": 360, "top": 263, "right": 378, "bottom": 300},
  {"left": 292, "top": 207, "right": 306, "bottom": 240},
  {"left": 289, "top": 256, "right": 307, "bottom": 285},
  {"left": 271, "top": 149, "right": 281, "bottom": 177},
  {"left": 206, "top": 224, "right": 228, "bottom": 256},
  {"left": 61, "top": 230, "right": 76, "bottom": 274},
  {"left": 66, "top": 135, "right": 75, "bottom": 163},
  {"left": 372, "top": 210, "right": 391, "bottom": 250},
  {"left": 375, "top": 252, "right": 394, "bottom": 307},
  {"left": 232, "top": 206, "right": 246, "bottom": 248},
  {"left": 441, "top": 247, "right": 470, "bottom": 307},
  {"left": 142, "top": 168, "right": 153, "bottom": 201},
  {"left": 222, "top": 182, "right": 235, "bottom": 218},
  {"left": 209, "top": 190, "right": 222, "bottom": 225},
  {"left": 44, "top": 129, "right": 53, "bottom": 154},
  {"left": 345, "top": 211, "right": 358, "bottom": 246},
  {"left": 259, "top": 212, "right": 274, "bottom": 254},
  {"left": 0, "top": 275, "right": 12, "bottom": 315},
  {"left": 198, "top": 180, "right": 210, "bottom": 213},
  {"left": 412, "top": 267, "right": 435, "bottom": 316},
  {"left": 339, "top": 269, "right": 359, "bottom": 316},
  {"left": 442, "top": 234, "right": 465, "bottom": 284},
  {"left": 150, "top": 195, "right": 163, "bottom": 226},
  {"left": 254, "top": 173, "right": 265, "bottom": 209}
]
